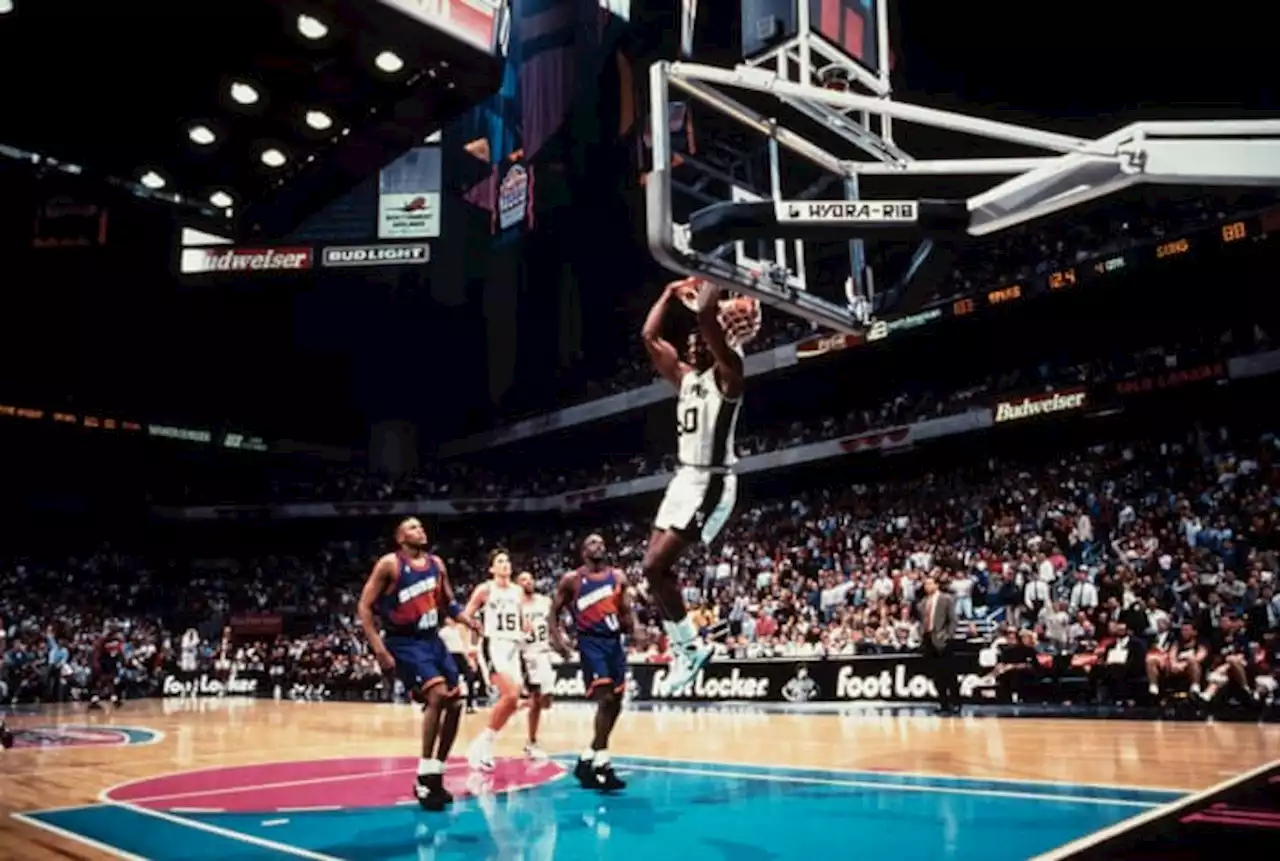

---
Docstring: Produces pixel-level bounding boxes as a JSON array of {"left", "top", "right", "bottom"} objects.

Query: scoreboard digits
[{"left": 1221, "top": 221, "right": 1247, "bottom": 242}]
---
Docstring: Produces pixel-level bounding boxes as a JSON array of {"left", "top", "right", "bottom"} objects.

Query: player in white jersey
[
  {"left": 641, "top": 276, "right": 760, "bottom": 694},
  {"left": 516, "top": 570, "right": 556, "bottom": 760},
  {"left": 462, "top": 548, "right": 525, "bottom": 771}
]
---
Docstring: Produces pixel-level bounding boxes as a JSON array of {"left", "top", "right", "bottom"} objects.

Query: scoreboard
[{"left": 742, "top": 0, "right": 881, "bottom": 72}]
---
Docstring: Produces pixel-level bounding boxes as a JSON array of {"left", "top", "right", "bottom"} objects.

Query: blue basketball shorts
[
  {"left": 386, "top": 634, "right": 459, "bottom": 695},
  {"left": 578, "top": 634, "right": 627, "bottom": 694}
]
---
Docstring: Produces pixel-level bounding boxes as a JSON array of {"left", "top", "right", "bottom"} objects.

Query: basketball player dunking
[
  {"left": 551, "top": 533, "right": 641, "bottom": 791},
  {"left": 518, "top": 570, "right": 557, "bottom": 760},
  {"left": 357, "top": 518, "right": 478, "bottom": 811},
  {"left": 640, "top": 277, "right": 755, "bottom": 693},
  {"left": 462, "top": 549, "right": 526, "bottom": 771}
]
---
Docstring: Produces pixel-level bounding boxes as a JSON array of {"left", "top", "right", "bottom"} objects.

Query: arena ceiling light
[
  {"left": 304, "top": 110, "right": 333, "bottom": 131},
  {"left": 374, "top": 51, "right": 404, "bottom": 74},
  {"left": 229, "top": 81, "right": 260, "bottom": 106},
  {"left": 0, "top": 1, "right": 14, "bottom": 15},
  {"left": 139, "top": 170, "right": 166, "bottom": 190},
  {"left": 260, "top": 148, "right": 286, "bottom": 168},
  {"left": 188, "top": 125, "right": 216, "bottom": 146},
  {"left": 296, "top": 13, "right": 327, "bottom": 40},
  {"left": 209, "top": 190, "right": 234, "bottom": 209}
]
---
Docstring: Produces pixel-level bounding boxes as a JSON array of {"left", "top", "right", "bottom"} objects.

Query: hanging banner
[
  {"left": 497, "top": 162, "right": 530, "bottom": 231},
  {"left": 378, "top": 146, "right": 443, "bottom": 239}
]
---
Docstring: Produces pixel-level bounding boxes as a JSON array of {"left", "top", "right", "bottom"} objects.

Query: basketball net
[{"left": 671, "top": 276, "right": 762, "bottom": 349}]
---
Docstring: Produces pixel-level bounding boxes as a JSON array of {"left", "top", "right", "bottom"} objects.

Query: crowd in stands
[
  {"left": 5, "top": 413, "right": 1278, "bottom": 710},
  {"left": 5, "top": 189, "right": 1279, "bottom": 711},
  {"left": 161, "top": 320, "right": 1268, "bottom": 506},
  {"left": 525, "top": 190, "right": 1278, "bottom": 411}
]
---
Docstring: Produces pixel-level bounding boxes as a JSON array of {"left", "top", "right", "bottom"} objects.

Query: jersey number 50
[{"left": 678, "top": 407, "right": 698, "bottom": 435}]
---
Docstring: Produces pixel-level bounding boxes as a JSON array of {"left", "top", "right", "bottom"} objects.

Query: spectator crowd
[
  {"left": 161, "top": 321, "right": 1269, "bottom": 505},
  {"left": 4, "top": 190, "right": 1278, "bottom": 715},
  {"left": 5, "top": 416, "right": 1278, "bottom": 712}
]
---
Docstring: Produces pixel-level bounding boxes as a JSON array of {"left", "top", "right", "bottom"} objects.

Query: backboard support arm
[{"left": 649, "top": 32, "right": 1280, "bottom": 334}]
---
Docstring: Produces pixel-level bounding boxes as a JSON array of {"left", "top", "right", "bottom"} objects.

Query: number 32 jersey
[
  {"left": 676, "top": 366, "right": 740, "bottom": 469},
  {"left": 521, "top": 593, "right": 553, "bottom": 654}
]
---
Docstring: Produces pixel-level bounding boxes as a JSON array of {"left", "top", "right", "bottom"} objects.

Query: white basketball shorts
[
  {"left": 522, "top": 650, "right": 557, "bottom": 693},
  {"left": 654, "top": 467, "right": 737, "bottom": 545},
  {"left": 481, "top": 637, "right": 523, "bottom": 682}
]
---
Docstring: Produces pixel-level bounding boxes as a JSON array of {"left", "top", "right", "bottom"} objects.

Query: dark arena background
[{"left": 1, "top": 2, "right": 1279, "bottom": 860}]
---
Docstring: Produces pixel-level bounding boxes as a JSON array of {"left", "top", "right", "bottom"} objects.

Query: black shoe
[
  {"left": 414, "top": 774, "right": 452, "bottom": 811},
  {"left": 574, "top": 758, "right": 597, "bottom": 789},
  {"left": 436, "top": 774, "right": 454, "bottom": 805},
  {"left": 593, "top": 763, "right": 626, "bottom": 792},
  {"left": 1, "top": 721, "right": 13, "bottom": 750}
]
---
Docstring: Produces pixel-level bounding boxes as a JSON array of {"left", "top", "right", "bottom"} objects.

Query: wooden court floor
[{"left": 3, "top": 698, "right": 1279, "bottom": 859}]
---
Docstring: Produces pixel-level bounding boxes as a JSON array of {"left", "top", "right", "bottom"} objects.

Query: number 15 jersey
[
  {"left": 482, "top": 580, "right": 525, "bottom": 642},
  {"left": 676, "top": 366, "right": 740, "bottom": 470}
]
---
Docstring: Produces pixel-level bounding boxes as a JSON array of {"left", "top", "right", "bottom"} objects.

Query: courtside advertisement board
[
  {"left": 776, "top": 199, "right": 918, "bottom": 225},
  {"left": 179, "top": 246, "right": 313, "bottom": 275},
  {"left": 994, "top": 389, "right": 1088, "bottom": 423}
]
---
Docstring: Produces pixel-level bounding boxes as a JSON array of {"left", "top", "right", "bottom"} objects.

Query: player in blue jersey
[
  {"left": 550, "top": 533, "right": 642, "bottom": 791},
  {"left": 358, "top": 517, "right": 479, "bottom": 811}
]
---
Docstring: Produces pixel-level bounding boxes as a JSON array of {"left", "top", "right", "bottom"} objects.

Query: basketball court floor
[{"left": 2, "top": 699, "right": 1278, "bottom": 860}]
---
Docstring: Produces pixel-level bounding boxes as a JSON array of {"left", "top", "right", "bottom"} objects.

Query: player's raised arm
[
  {"left": 642, "top": 280, "right": 692, "bottom": 386},
  {"left": 549, "top": 571, "right": 577, "bottom": 657},
  {"left": 358, "top": 554, "right": 397, "bottom": 670},
  {"left": 697, "top": 293, "right": 744, "bottom": 398},
  {"left": 458, "top": 579, "right": 489, "bottom": 632}
]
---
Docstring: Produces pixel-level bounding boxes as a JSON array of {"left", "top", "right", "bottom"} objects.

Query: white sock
[
  {"left": 479, "top": 728, "right": 497, "bottom": 744},
  {"left": 664, "top": 615, "right": 698, "bottom": 649},
  {"left": 580, "top": 747, "right": 596, "bottom": 762},
  {"left": 594, "top": 750, "right": 610, "bottom": 767},
  {"left": 418, "top": 758, "right": 443, "bottom": 776}
]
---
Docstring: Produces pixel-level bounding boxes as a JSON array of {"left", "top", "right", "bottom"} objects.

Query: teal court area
[{"left": 14, "top": 754, "right": 1182, "bottom": 861}]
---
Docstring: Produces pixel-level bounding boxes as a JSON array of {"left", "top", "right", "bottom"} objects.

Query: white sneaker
[
  {"left": 659, "top": 642, "right": 714, "bottom": 695},
  {"left": 524, "top": 743, "right": 548, "bottom": 761},
  {"left": 467, "top": 736, "right": 495, "bottom": 772}
]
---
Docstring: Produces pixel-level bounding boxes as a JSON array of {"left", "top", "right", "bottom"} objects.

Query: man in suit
[{"left": 917, "top": 576, "right": 960, "bottom": 714}]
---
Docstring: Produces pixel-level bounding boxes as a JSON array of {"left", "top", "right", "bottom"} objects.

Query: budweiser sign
[
  {"left": 994, "top": 389, "right": 1087, "bottom": 423},
  {"left": 180, "top": 247, "right": 313, "bottom": 275}
]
